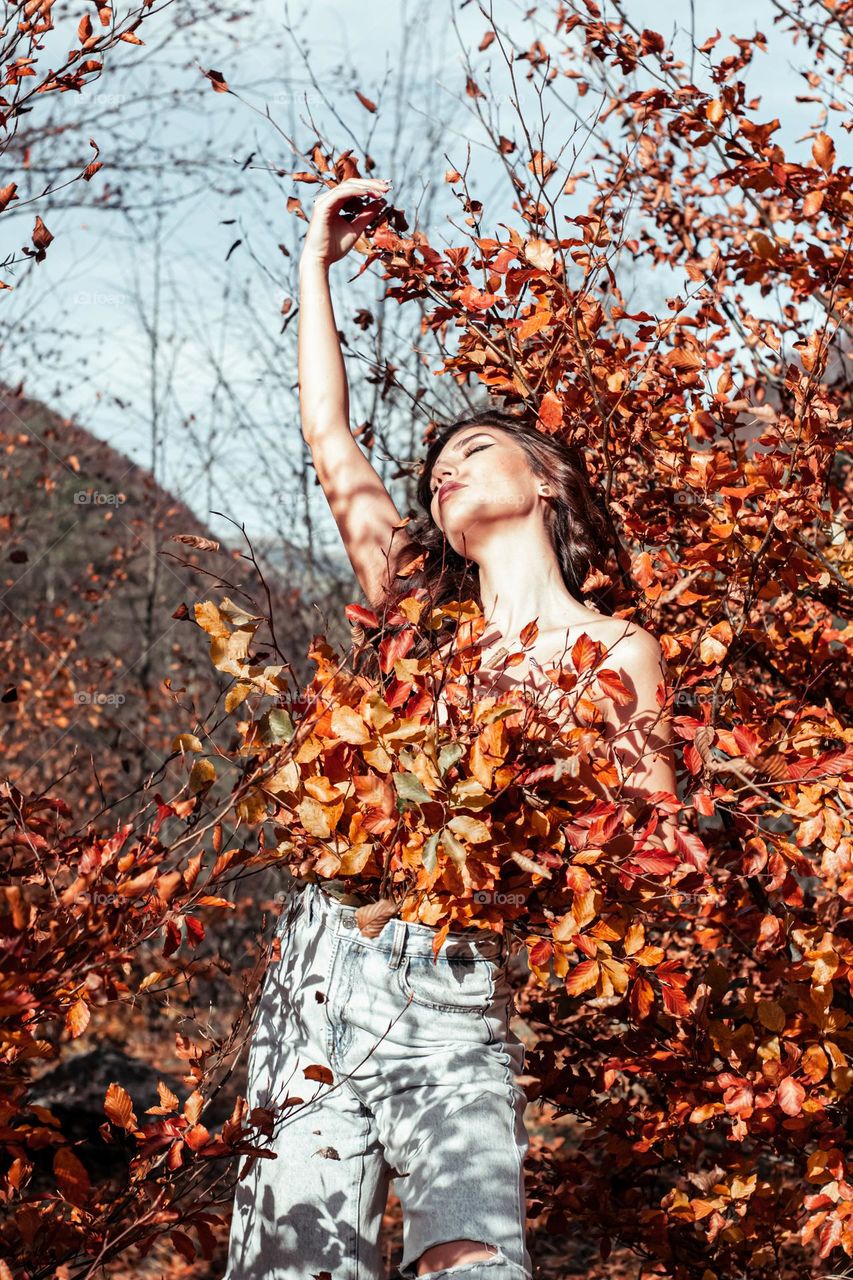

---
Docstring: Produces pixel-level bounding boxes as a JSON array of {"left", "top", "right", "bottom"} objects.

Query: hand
[{"left": 300, "top": 176, "right": 391, "bottom": 269}]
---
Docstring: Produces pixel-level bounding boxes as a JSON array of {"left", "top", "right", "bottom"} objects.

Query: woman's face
[{"left": 427, "top": 426, "right": 546, "bottom": 556}]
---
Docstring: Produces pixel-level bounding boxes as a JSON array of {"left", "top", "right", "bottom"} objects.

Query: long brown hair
[{"left": 367, "top": 405, "right": 616, "bottom": 663}]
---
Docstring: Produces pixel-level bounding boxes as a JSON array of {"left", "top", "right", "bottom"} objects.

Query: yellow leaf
[
  {"left": 193, "top": 600, "right": 230, "bottom": 638},
  {"left": 226, "top": 683, "right": 252, "bottom": 713},
  {"left": 447, "top": 815, "right": 491, "bottom": 843},
  {"left": 236, "top": 790, "right": 267, "bottom": 824},
  {"left": 298, "top": 797, "right": 333, "bottom": 838},
  {"left": 337, "top": 842, "right": 375, "bottom": 875},
  {"left": 172, "top": 733, "right": 203, "bottom": 753},
  {"left": 267, "top": 760, "right": 301, "bottom": 794},
  {"left": 331, "top": 705, "right": 371, "bottom": 744},
  {"left": 440, "top": 828, "right": 468, "bottom": 868},
  {"left": 189, "top": 759, "right": 216, "bottom": 794},
  {"left": 305, "top": 776, "right": 344, "bottom": 803},
  {"left": 524, "top": 237, "right": 555, "bottom": 270}
]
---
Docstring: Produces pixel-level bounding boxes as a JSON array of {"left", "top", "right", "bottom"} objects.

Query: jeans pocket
[{"left": 397, "top": 952, "right": 496, "bottom": 1014}]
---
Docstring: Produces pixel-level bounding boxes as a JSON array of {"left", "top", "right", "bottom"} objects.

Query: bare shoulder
[
  {"left": 592, "top": 617, "right": 665, "bottom": 665},
  {"left": 549, "top": 612, "right": 662, "bottom": 661}
]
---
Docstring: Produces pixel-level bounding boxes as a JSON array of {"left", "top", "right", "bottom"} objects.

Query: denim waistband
[{"left": 296, "top": 878, "right": 507, "bottom": 963}]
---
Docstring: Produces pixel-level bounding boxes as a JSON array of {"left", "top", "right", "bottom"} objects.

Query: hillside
[{"left": 0, "top": 383, "right": 358, "bottom": 817}]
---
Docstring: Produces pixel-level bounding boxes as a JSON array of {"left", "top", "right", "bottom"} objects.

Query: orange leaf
[
  {"left": 803, "top": 189, "right": 825, "bottom": 217},
  {"left": 379, "top": 625, "right": 414, "bottom": 674},
  {"left": 519, "top": 618, "right": 539, "bottom": 648},
  {"left": 355, "top": 89, "right": 377, "bottom": 112},
  {"left": 630, "top": 976, "right": 654, "bottom": 1020},
  {"left": 304, "top": 1063, "right": 334, "bottom": 1085},
  {"left": 66, "top": 999, "right": 90, "bottom": 1039},
  {"left": 565, "top": 958, "right": 599, "bottom": 996},
  {"left": 104, "top": 1083, "right": 136, "bottom": 1130},
  {"left": 538, "top": 391, "right": 563, "bottom": 432},
  {"left": 458, "top": 284, "right": 498, "bottom": 311},
  {"left": 631, "top": 551, "right": 655, "bottom": 588},
  {"left": 32, "top": 215, "right": 53, "bottom": 253},
  {"left": 664, "top": 347, "right": 703, "bottom": 372},
  {"left": 54, "top": 1147, "right": 90, "bottom": 1206},
  {"left": 571, "top": 631, "right": 603, "bottom": 675},
  {"left": 518, "top": 310, "right": 552, "bottom": 342},
  {"left": 812, "top": 131, "right": 835, "bottom": 172},
  {"left": 594, "top": 668, "right": 632, "bottom": 705}
]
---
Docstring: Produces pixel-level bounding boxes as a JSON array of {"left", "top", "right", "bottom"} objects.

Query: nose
[{"left": 432, "top": 462, "right": 459, "bottom": 493}]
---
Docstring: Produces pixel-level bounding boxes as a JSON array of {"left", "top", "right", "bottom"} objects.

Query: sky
[{"left": 0, "top": 0, "right": 837, "bottom": 566}]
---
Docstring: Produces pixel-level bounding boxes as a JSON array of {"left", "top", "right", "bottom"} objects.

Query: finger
[
  {"left": 322, "top": 178, "right": 389, "bottom": 202},
  {"left": 326, "top": 178, "right": 387, "bottom": 194}
]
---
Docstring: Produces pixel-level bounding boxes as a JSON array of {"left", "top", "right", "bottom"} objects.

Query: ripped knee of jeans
[{"left": 414, "top": 1241, "right": 504, "bottom": 1279}]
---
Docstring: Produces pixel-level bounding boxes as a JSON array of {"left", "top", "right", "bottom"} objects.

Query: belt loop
[{"left": 387, "top": 918, "right": 407, "bottom": 969}]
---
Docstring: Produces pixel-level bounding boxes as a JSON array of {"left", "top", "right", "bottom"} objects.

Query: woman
[{"left": 224, "top": 178, "right": 678, "bottom": 1280}]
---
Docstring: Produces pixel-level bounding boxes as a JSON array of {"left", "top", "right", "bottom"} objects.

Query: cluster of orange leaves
[{"left": 191, "top": 587, "right": 695, "bottom": 995}]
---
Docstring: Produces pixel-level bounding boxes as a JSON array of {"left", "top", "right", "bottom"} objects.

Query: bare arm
[{"left": 298, "top": 179, "right": 417, "bottom": 608}]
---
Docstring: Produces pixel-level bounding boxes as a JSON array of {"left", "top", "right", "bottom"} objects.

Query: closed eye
[{"left": 430, "top": 443, "right": 491, "bottom": 496}]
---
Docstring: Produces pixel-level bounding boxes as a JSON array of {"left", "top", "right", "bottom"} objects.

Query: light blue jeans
[{"left": 224, "top": 876, "right": 532, "bottom": 1280}]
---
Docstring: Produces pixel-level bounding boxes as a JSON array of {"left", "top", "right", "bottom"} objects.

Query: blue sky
[{"left": 1, "top": 0, "right": 835, "bottom": 562}]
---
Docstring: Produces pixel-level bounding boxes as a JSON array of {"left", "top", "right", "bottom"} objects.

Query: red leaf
[
  {"left": 345, "top": 603, "right": 380, "bottom": 630},
  {"left": 204, "top": 68, "right": 229, "bottom": 93},
  {"left": 379, "top": 625, "right": 414, "bottom": 675}
]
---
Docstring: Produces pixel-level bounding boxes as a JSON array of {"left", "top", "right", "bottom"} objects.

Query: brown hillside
[{"left": 0, "top": 383, "right": 356, "bottom": 820}]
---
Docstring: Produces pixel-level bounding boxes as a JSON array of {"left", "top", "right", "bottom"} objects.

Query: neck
[{"left": 471, "top": 526, "right": 592, "bottom": 642}]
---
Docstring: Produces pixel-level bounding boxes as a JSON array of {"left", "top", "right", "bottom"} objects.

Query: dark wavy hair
[{"left": 366, "top": 405, "right": 616, "bottom": 662}]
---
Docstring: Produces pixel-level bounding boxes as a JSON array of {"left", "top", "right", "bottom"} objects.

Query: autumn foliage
[{"left": 3, "top": 4, "right": 853, "bottom": 1279}]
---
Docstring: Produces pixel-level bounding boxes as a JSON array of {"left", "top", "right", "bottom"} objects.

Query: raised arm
[{"left": 298, "top": 178, "right": 416, "bottom": 609}]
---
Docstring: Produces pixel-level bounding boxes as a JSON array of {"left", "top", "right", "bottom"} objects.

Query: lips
[{"left": 438, "top": 481, "right": 465, "bottom": 503}]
